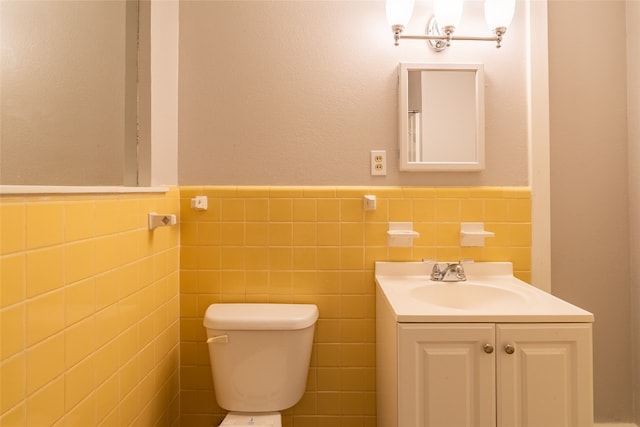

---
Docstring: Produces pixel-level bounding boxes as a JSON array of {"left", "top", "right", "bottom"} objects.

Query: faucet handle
[
  {"left": 453, "top": 263, "right": 467, "bottom": 281},
  {"left": 430, "top": 263, "right": 442, "bottom": 280}
]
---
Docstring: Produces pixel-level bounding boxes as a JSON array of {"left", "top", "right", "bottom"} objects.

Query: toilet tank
[{"left": 203, "top": 303, "right": 318, "bottom": 412}]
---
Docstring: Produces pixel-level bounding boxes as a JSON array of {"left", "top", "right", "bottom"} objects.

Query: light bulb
[
  {"left": 484, "top": 0, "right": 516, "bottom": 31},
  {"left": 386, "top": 0, "right": 415, "bottom": 28},
  {"left": 434, "top": 0, "right": 463, "bottom": 32}
]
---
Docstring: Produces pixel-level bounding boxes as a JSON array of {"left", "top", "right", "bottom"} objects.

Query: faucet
[{"left": 428, "top": 261, "right": 467, "bottom": 282}]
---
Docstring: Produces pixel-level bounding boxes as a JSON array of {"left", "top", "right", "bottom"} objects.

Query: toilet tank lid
[{"left": 203, "top": 303, "right": 319, "bottom": 330}]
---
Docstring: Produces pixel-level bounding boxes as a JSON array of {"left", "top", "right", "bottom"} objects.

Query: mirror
[
  {"left": 398, "top": 63, "right": 485, "bottom": 171},
  {"left": 0, "top": 0, "right": 139, "bottom": 186}
]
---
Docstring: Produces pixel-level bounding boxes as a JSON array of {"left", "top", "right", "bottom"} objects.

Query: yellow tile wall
[
  {"left": 178, "top": 186, "right": 531, "bottom": 427},
  {"left": 0, "top": 189, "right": 181, "bottom": 426}
]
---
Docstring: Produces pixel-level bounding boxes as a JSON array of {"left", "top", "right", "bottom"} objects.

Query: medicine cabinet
[{"left": 398, "top": 63, "right": 485, "bottom": 171}]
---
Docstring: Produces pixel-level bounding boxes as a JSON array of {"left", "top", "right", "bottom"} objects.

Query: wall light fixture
[{"left": 386, "top": 0, "right": 516, "bottom": 51}]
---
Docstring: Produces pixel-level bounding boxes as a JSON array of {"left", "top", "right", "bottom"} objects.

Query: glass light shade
[
  {"left": 484, "top": 0, "right": 516, "bottom": 30},
  {"left": 434, "top": 0, "right": 463, "bottom": 30},
  {"left": 386, "top": 0, "right": 415, "bottom": 27}
]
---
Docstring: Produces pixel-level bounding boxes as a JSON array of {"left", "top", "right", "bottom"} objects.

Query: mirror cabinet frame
[{"left": 398, "top": 63, "right": 485, "bottom": 172}]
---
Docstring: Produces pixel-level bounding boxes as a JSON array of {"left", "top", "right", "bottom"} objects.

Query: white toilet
[{"left": 203, "top": 303, "right": 319, "bottom": 427}]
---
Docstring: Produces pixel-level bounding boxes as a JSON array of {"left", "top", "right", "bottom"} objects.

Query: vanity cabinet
[
  {"left": 384, "top": 322, "right": 593, "bottom": 427},
  {"left": 374, "top": 261, "right": 595, "bottom": 427}
]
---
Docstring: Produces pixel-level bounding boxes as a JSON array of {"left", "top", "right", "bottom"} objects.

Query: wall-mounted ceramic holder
[
  {"left": 460, "top": 222, "right": 494, "bottom": 246},
  {"left": 387, "top": 222, "right": 420, "bottom": 247},
  {"left": 148, "top": 212, "right": 177, "bottom": 230},
  {"left": 363, "top": 195, "right": 376, "bottom": 211},
  {"left": 191, "top": 196, "right": 208, "bottom": 210}
]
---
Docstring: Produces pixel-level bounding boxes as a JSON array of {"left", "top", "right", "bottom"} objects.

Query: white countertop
[{"left": 375, "top": 261, "right": 594, "bottom": 323}]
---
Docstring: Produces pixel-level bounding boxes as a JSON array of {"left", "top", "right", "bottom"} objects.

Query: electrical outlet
[{"left": 370, "top": 150, "right": 387, "bottom": 176}]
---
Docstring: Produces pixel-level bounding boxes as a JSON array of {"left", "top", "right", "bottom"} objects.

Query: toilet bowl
[{"left": 203, "top": 303, "right": 318, "bottom": 427}]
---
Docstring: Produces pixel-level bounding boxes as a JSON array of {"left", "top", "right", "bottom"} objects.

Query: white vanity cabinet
[
  {"left": 391, "top": 322, "right": 593, "bottom": 427},
  {"left": 374, "top": 261, "right": 595, "bottom": 427}
]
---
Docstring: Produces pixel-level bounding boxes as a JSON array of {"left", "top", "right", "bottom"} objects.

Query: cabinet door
[
  {"left": 398, "top": 323, "right": 496, "bottom": 427},
  {"left": 497, "top": 323, "right": 593, "bottom": 427}
]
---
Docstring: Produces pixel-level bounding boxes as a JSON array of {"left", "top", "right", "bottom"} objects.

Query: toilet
[{"left": 203, "top": 303, "right": 319, "bottom": 427}]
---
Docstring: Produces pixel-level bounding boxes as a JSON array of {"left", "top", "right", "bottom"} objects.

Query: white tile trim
[{"left": 0, "top": 185, "right": 169, "bottom": 195}]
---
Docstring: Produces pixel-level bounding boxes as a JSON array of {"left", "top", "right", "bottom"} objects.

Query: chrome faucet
[{"left": 429, "top": 261, "right": 467, "bottom": 282}]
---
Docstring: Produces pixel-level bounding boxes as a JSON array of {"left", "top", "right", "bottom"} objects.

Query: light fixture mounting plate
[{"left": 426, "top": 17, "right": 447, "bottom": 52}]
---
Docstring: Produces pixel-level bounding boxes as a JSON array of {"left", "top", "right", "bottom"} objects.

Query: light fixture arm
[{"left": 393, "top": 16, "right": 507, "bottom": 51}]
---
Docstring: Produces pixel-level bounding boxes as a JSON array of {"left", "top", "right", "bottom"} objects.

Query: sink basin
[
  {"left": 375, "top": 261, "right": 594, "bottom": 322},
  {"left": 410, "top": 281, "right": 527, "bottom": 310}
]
